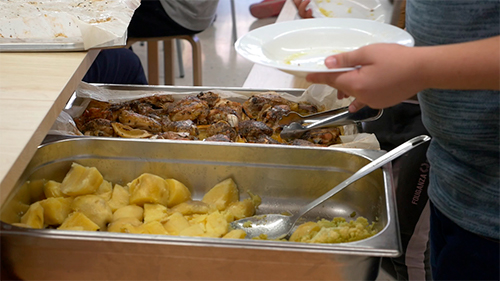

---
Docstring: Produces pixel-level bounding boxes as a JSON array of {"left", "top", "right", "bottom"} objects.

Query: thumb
[{"left": 324, "top": 49, "right": 364, "bottom": 69}]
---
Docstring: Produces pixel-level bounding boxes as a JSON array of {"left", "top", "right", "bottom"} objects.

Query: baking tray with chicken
[
  {"left": 50, "top": 83, "right": 379, "bottom": 149},
  {"left": 1, "top": 136, "right": 399, "bottom": 280}
]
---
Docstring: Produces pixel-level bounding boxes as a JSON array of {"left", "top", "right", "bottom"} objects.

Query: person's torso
[
  {"left": 159, "top": 0, "right": 219, "bottom": 32},
  {"left": 406, "top": 0, "right": 500, "bottom": 239}
]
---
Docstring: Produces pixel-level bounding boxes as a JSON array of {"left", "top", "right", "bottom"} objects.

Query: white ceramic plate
[
  {"left": 307, "top": 0, "right": 393, "bottom": 23},
  {"left": 235, "top": 18, "right": 414, "bottom": 77}
]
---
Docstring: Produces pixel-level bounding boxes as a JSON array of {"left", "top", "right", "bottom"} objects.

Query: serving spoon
[{"left": 230, "top": 135, "right": 431, "bottom": 240}]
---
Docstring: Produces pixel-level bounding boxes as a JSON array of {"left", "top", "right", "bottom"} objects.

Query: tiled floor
[{"left": 131, "top": 1, "right": 397, "bottom": 280}]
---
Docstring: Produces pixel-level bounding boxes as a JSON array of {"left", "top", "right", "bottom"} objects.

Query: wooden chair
[{"left": 127, "top": 34, "right": 202, "bottom": 86}]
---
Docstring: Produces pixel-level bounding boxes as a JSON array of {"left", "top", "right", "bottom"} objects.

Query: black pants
[
  {"left": 127, "top": 0, "right": 200, "bottom": 38},
  {"left": 362, "top": 103, "right": 432, "bottom": 281},
  {"left": 83, "top": 48, "right": 148, "bottom": 85}
]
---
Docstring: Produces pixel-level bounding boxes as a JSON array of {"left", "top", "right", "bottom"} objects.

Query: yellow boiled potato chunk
[
  {"left": 202, "top": 178, "right": 239, "bottom": 211},
  {"left": 20, "top": 202, "right": 44, "bottom": 229},
  {"left": 60, "top": 163, "right": 104, "bottom": 196},
  {"left": 179, "top": 224, "right": 205, "bottom": 237},
  {"left": 186, "top": 214, "right": 208, "bottom": 226},
  {"left": 58, "top": 212, "right": 100, "bottom": 231},
  {"left": 165, "top": 178, "right": 191, "bottom": 207},
  {"left": 143, "top": 203, "right": 168, "bottom": 223},
  {"left": 71, "top": 195, "right": 112, "bottom": 231},
  {"left": 170, "top": 200, "right": 212, "bottom": 216},
  {"left": 108, "top": 217, "right": 143, "bottom": 233},
  {"left": 163, "top": 212, "right": 190, "bottom": 235},
  {"left": 112, "top": 205, "right": 144, "bottom": 222},
  {"left": 225, "top": 198, "right": 256, "bottom": 220},
  {"left": 138, "top": 221, "right": 169, "bottom": 235},
  {"left": 38, "top": 197, "right": 74, "bottom": 225},
  {"left": 222, "top": 229, "right": 247, "bottom": 239},
  {"left": 43, "top": 180, "right": 65, "bottom": 198},
  {"left": 95, "top": 180, "right": 113, "bottom": 201},
  {"left": 107, "top": 184, "right": 130, "bottom": 212},
  {"left": 128, "top": 173, "right": 170, "bottom": 206},
  {"left": 289, "top": 221, "right": 322, "bottom": 242},
  {"left": 205, "top": 211, "right": 228, "bottom": 238}
]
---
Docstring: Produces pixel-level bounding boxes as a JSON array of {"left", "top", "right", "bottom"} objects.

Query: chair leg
[
  {"left": 147, "top": 41, "right": 160, "bottom": 85},
  {"left": 176, "top": 39, "right": 185, "bottom": 78},
  {"left": 182, "top": 35, "right": 203, "bottom": 86},
  {"left": 230, "top": 0, "right": 237, "bottom": 44},
  {"left": 163, "top": 39, "right": 175, "bottom": 85}
]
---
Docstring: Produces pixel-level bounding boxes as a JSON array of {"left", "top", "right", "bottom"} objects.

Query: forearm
[{"left": 416, "top": 36, "right": 500, "bottom": 90}]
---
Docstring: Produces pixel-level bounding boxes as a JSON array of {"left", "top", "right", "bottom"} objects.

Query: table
[
  {"left": 0, "top": 50, "right": 99, "bottom": 206},
  {"left": 243, "top": 0, "right": 312, "bottom": 89}
]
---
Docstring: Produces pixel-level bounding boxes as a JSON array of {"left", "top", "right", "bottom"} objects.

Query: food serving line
[{"left": 0, "top": 1, "right": 403, "bottom": 280}]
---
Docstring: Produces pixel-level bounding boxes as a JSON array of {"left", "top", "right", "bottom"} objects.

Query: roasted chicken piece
[
  {"left": 81, "top": 118, "right": 114, "bottom": 137},
  {"left": 242, "top": 92, "right": 295, "bottom": 119},
  {"left": 167, "top": 96, "right": 210, "bottom": 124},
  {"left": 238, "top": 120, "right": 273, "bottom": 142},
  {"left": 74, "top": 107, "right": 115, "bottom": 131},
  {"left": 251, "top": 135, "right": 281, "bottom": 144},
  {"left": 215, "top": 99, "right": 245, "bottom": 119},
  {"left": 242, "top": 92, "right": 320, "bottom": 120},
  {"left": 111, "top": 123, "right": 152, "bottom": 138},
  {"left": 205, "top": 134, "right": 232, "bottom": 142},
  {"left": 136, "top": 94, "right": 174, "bottom": 109},
  {"left": 126, "top": 102, "right": 166, "bottom": 118},
  {"left": 257, "top": 104, "right": 291, "bottom": 129},
  {"left": 290, "top": 139, "right": 325, "bottom": 147},
  {"left": 197, "top": 91, "right": 220, "bottom": 107},
  {"left": 154, "top": 131, "right": 197, "bottom": 140},
  {"left": 207, "top": 106, "right": 240, "bottom": 127},
  {"left": 86, "top": 100, "right": 112, "bottom": 110},
  {"left": 118, "top": 110, "right": 162, "bottom": 133},
  {"left": 296, "top": 103, "right": 319, "bottom": 115},
  {"left": 301, "top": 128, "right": 341, "bottom": 146},
  {"left": 206, "top": 120, "right": 238, "bottom": 141},
  {"left": 161, "top": 117, "right": 199, "bottom": 136}
]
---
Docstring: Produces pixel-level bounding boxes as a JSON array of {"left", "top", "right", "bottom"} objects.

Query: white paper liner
[
  {"left": 0, "top": 0, "right": 140, "bottom": 50},
  {"left": 49, "top": 82, "right": 380, "bottom": 150}
]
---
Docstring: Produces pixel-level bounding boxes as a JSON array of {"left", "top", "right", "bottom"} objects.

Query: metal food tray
[
  {"left": 0, "top": 137, "right": 400, "bottom": 280},
  {"left": 58, "top": 83, "right": 364, "bottom": 142},
  {"left": 0, "top": 35, "right": 126, "bottom": 52}
]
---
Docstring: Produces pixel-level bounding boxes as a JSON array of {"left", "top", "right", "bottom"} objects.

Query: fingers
[
  {"left": 348, "top": 100, "right": 366, "bottom": 112},
  {"left": 306, "top": 71, "right": 358, "bottom": 90},
  {"left": 337, "top": 90, "right": 349, "bottom": 100},
  {"left": 293, "top": 0, "right": 313, "bottom": 18}
]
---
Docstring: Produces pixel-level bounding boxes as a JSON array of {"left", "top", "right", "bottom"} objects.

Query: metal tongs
[{"left": 279, "top": 106, "right": 383, "bottom": 140}]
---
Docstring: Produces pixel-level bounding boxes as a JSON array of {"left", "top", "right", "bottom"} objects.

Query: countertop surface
[{"left": 0, "top": 50, "right": 99, "bottom": 206}]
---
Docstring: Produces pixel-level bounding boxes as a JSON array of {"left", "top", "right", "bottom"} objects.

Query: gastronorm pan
[{"left": 0, "top": 137, "right": 400, "bottom": 280}]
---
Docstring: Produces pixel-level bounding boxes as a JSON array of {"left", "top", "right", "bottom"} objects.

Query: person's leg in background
[
  {"left": 83, "top": 48, "right": 148, "bottom": 85},
  {"left": 362, "top": 102, "right": 432, "bottom": 280}
]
